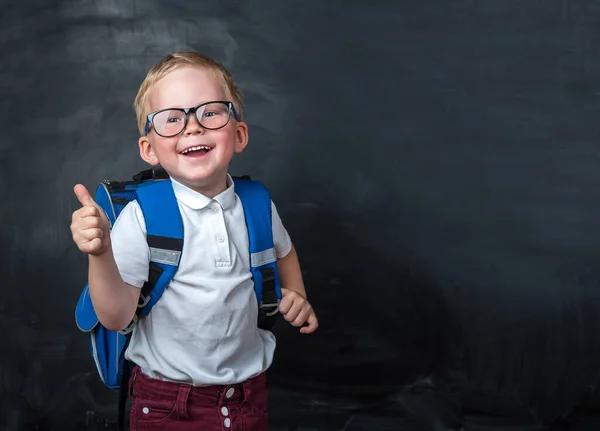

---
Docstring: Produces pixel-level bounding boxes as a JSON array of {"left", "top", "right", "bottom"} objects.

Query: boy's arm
[
  {"left": 271, "top": 201, "right": 318, "bottom": 333},
  {"left": 276, "top": 244, "right": 319, "bottom": 334},
  {"left": 72, "top": 184, "right": 141, "bottom": 332},
  {"left": 276, "top": 244, "right": 307, "bottom": 298},
  {"left": 271, "top": 201, "right": 305, "bottom": 297},
  {"left": 88, "top": 250, "right": 141, "bottom": 332}
]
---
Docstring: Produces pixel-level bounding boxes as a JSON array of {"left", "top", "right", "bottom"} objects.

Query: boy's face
[{"left": 138, "top": 66, "right": 248, "bottom": 196}]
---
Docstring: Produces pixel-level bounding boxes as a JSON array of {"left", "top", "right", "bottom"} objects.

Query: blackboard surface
[{"left": 3, "top": 1, "right": 600, "bottom": 429}]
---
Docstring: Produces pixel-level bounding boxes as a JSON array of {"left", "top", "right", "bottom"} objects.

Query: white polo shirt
[{"left": 109, "top": 176, "right": 292, "bottom": 386}]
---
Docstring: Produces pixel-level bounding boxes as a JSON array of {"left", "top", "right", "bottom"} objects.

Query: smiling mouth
[{"left": 180, "top": 145, "right": 213, "bottom": 156}]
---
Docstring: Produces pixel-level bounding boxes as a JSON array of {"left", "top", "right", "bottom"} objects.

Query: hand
[
  {"left": 70, "top": 184, "right": 111, "bottom": 256},
  {"left": 279, "top": 288, "right": 319, "bottom": 334}
]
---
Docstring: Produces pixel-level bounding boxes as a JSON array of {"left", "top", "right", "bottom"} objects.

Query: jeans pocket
[
  {"left": 250, "top": 404, "right": 267, "bottom": 417},
  {"left": 244, "top": 404, "right": 269, "bottom": 430},
  {"left": 245, "top": 380, "right": 268, "bottom": 417},
  {"left": 133, "top": 396, "right": 176, "bottom": 425}
]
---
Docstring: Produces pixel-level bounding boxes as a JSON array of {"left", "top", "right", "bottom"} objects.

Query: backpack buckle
[
  {"left": 119, "top": 314, "right": 138, "bottom": 335},
  {"left": 138, "top": 294, "right": 150, "bottom": 308},
  {"left": 260, "top": 300, "right": 280, "bottom": 317}
]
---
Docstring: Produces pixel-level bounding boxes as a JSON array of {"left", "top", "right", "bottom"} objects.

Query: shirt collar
[{"left": 170, "top": 175, "right": 236, "bottom": 211}]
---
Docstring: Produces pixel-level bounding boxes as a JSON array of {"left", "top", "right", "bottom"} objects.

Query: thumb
[
  {"left": 74, "top": 184, "right": 96, "bottom": 207},
  {"left": 300, "top": 313, "right": 318, "bottom": 334}
]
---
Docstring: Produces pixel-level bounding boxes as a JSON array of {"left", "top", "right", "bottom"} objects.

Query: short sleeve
[
  {"left": 110, "top": 201, "right": 150, "bottom": 288},
  {"left": 271, "top": 200, "right": 292, "bottom": 258}
]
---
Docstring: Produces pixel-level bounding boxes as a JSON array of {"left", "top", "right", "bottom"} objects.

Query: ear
[
  {"left": 234, "top": 121, "right": 249, "bottom": 153},
  {"left": 139, "top": 136, "right": 160, "bottom": 165}
]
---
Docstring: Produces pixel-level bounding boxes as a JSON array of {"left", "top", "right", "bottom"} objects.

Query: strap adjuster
[
  {"left": 137, "top": 294, "right": 150, "bottom": 308},
  {"left": 119, "top": 314, "right": 138, "bottom": 335},
  {"left": 260, "top": 300, "right": 280, "bottom": 316},
  {"left": 258, "top": 266, "right": 278, "bottom": 316}
]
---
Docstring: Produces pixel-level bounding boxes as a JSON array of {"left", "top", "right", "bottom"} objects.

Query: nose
[{"left": 184, "top": 112, "right": 204, "bottom": 136}]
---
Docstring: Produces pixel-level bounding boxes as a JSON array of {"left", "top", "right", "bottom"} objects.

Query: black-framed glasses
[{"left": 144, "top": 100, "right": 239, "bottom": 137}]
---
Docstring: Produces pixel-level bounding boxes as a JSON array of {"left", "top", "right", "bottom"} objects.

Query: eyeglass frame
[{"left": 144, "top": 100, "right": 240, "bottom": 137}]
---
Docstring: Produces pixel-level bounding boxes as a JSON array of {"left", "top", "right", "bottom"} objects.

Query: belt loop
[{"left": 175, "top": 384, "right": 191, "bottom": 419}]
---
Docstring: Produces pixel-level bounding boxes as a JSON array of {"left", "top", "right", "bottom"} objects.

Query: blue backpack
[{"left": 74, "top": 167, "right": 281, "bottom": 425}]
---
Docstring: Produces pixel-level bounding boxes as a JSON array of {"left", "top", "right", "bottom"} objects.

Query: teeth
[{"left": 182, "top": 145, "right": 211, "bottom": 154}]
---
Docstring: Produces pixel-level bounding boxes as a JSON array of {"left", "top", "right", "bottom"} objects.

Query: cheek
[
  {"left": 211, "top": 132, "right": 236, "bottom": 149},
  {"left": 220, "top": 122, "right": 239, "bottom": 139},
  {"left": 151, "top": 137, "right": 177, "bottom": 154}
]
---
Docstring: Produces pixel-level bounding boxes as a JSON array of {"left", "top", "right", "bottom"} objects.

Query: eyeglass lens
[{"left": 152, "top": 102, "right": 231, "bottom": 136}]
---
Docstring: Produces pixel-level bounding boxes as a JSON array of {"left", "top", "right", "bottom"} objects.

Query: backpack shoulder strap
[
  {"left": 132, "top": 179, "right": 184, "bottom": 316},
  {"left": 233, "top": 178, "right": 281, "bottom": 330}
]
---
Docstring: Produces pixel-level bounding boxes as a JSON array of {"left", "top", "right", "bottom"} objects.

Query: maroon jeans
[{"left": 128, "top": 366, "right": 269, "bottom": 430}]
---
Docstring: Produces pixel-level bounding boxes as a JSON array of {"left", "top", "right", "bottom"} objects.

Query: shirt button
[
  {"left": 212, "top": 205, "right": 219, "bottom": 213},
  {"left": 224, "top": 417, "right": 231, "bottom": 428},
  {"left": 225, "top": 387, "right": 235, "bottom": 398},
  {"left": 142, "top": 407, "right": 149, "bottom": 414},
  {"left": 221, "top": 406, "right": 229, "bottom": 416},
  {"left": 216, "top": 234, "right": 225, "bottom": 243}
]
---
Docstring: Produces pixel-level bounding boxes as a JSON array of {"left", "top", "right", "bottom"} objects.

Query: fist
[
  {"left": 279, "top": 288, "right": 319, "bottom": 334},
  {"left": 70, "top": 184, "right": 111, "bottom": 256}
]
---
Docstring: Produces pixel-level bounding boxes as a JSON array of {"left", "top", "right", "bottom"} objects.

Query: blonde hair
[{"left": 133, "top": 51, "right": 244, "bottom": 136}]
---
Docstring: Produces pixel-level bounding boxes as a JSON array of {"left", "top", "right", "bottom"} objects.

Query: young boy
[{"left": 70, "top": 51, "right": 318, "bottom": 430}]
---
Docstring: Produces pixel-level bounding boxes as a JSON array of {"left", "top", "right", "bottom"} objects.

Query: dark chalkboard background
[{"left": 3, "top": 1, "right": 600, "bottom": 430}]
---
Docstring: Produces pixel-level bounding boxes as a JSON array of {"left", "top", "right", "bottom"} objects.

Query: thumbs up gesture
[{"left": 70, "top": 184, "right": 111, "bottom": 256}]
